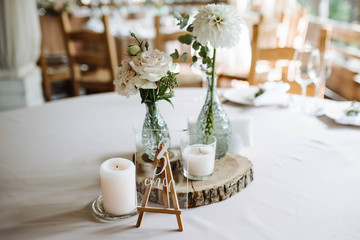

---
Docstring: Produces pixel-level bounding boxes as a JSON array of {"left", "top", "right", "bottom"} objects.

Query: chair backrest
[
  {"left": 287, "top": 6, "right": 309, "bottom": 49},
  {"left": 307, "top": 18, "right": 360, "bottom": 100},
  {"left": 60, "top": 12, "right": 118, "bottom": 95},
  {"left": 38, "top": 48, "right": 72, "bottom": 101},
  {"left": 276, "top": 7, "right": 309, "bottom": 49},
  {"left": 249, "top": 23, "right": 332, "bottom": 96},
  {"left": 38, "top": 14, "right": 73, "bottom": 101},
  {"left": 326, "top": 20, "right": 360, "bottom": 100},
  {"left": 249, "top": 23, "right": 296, "bottom": 85}
]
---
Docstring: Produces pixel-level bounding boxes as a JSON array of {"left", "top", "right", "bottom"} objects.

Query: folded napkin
[
  {"left": 252, "top": 81, "right": 290, "bottom": 106},
  {"left": 187, "top": 116, "right": 253, "bottom": 154},
  {"left": 336, "top": 115, "right": 360, "bottom": 126},
  {"left": 336, "top": 102, "right": 360, "bottom": 125}
]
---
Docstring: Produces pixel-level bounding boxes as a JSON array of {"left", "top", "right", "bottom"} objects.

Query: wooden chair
[
  {"left": 276, "top": 6, "right": 309, "bottom": 49},
  {"left": 218, "top": 22, "right": 332, "bottom": 97},
  {"left": 60, "top": 12, "right": 118, "bottom": 96},
  {"left": 38, "top": 50, "right": 72, "bottom": 101},
  {"left": 307, "top": 18, "right": 360, "bottom": 101},
  {"left": 38, "top": 14, "right": 72, "bottom": 101},
  {"left": 154, "top": 15, "right": 203, "bottom": 88}
]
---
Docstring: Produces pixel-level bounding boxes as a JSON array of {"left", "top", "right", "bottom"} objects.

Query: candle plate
[{"left": 91, "top": 195, "right": 138, "bottom": 221}]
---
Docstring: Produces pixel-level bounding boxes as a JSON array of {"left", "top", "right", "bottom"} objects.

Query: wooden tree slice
[{"left": 135, "top": 151, "right": 253, "bottom": 208}]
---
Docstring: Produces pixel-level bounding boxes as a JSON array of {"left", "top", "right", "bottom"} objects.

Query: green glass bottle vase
[{"left": 195, "top": 75, "right": 232, "bottom": 159}]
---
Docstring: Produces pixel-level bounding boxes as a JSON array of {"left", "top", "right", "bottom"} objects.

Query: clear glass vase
[
  {"left": 195, "top": 75, "right": 232, "bottom": 159},
  {"left": 142, "top": 101, "right": 170, "bottom": 160}
]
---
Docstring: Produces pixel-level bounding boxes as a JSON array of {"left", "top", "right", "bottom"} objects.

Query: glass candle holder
[{"left": 180, "top": 134, "right": 217, "bottom": 180}]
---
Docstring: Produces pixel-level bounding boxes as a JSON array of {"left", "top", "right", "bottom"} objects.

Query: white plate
[
  {"left": 324, "top": 101, "right": 360, "bottom": 126},
  {"left": 223, "top": 86, "right": 259, "bottom": 105}
]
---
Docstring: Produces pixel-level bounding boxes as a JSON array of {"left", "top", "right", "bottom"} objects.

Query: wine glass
[
  {"left": 313, "top": 52, "right": 332, "bottom": 97},
  {"left": 293, "top": 44, "right": 320, "bottom": 98},
  {"left": 309, "top": 52, "right": 332, "bottom": 115}
]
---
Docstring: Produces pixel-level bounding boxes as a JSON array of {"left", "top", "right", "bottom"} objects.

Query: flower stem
[
  {"left": 204, "top": 48, "right": 217, "bottom": 143},
  {"left": 211, "top": 48, "right": 216, "bottom": 93}
]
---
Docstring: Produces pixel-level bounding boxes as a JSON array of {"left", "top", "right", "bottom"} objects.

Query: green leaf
[
  {"left": 199, "top": 49, "right": 207, "bottom": 58},
  {"left": 180, "top": 52, "right": 188, "bottom": 62},
  {"left": 202, "top": 56, "right": 212, "bottom": 65},
  {"left": 186, "top": 24, "right": 194, "bottom": 32},
  {"left": 173, "top": 12, "right": 182, "bottom": 20},
  {"left": 192, "top": 41, "right": 201, "bottom": 50},
  {"left": 170, "top": 49, "right": 179, "bottom": 60},
  {"left": 162, "top": 93, "right": 173, "bottom": 99},
  {"left": 179, "top": 15, "right": 189, "bottom": 29},
  {"left": 163, "top": 98, "right": 174, "bottom": 108},
  {"left": 192, "top": 55, "right": 198, "bottom": 63},
  {"left": 203, "top": 57, "right": 212, "bottom": 68},
  {"left": 178, "top": 34, "right": 193, "bottom": 45},
  {"left": 158, "top": 85, "right": 167, "bottom": 96},
  {"left": 255, "top": 88, "right": 265, "bottom": 98},
  {"left": 199, "top": 46, "right": 210, "bottom": 58},
  {"left": 206, "top": 57, "right": 212, "bottom": 64}
]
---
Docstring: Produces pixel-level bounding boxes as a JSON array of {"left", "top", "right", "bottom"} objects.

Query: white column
[{"left": 0, "top": 0, "right": 44, "bottom": 111}]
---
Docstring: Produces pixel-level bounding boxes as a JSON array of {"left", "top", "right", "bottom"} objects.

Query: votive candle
[{"left": 183, "top": 144, "right": 215, "bottom": 176}]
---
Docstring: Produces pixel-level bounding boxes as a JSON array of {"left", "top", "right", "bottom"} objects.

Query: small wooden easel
[{"left": 136, "top": 143, "right": 184, "bottom": 231}]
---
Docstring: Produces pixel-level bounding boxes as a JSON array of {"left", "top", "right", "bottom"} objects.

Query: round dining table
[{"left": 1, "top": 88, "right": 359, "bottom": 240}]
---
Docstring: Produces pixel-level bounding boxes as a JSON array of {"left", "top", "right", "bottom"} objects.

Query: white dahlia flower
[{"left": 192, "top": 4, "right": 245, "bottom": 49}]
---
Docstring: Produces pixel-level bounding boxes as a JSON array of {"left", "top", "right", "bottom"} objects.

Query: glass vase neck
[
  {"left": 206, "top": 75, "right": 218, "bottom": 102},
  {"left": 145, "top": 101, "right": 159, "bottom": 113}
]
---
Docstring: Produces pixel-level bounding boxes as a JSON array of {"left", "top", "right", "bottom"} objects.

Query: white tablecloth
[{"left": 1, "top": 89, "right": 360, "bottom": 240}]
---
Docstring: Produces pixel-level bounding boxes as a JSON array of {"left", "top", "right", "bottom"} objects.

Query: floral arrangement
[
  {"left": 114, "top": 33, "right": 178, "bottom": 159},
  {"left": 172, "top": 4, "right": 245, "bottom": 155},
  {"left": 114, "top": 33, "right": 178, "bottom": 106}
]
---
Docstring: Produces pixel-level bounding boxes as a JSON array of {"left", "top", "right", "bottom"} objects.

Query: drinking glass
[
  {"left": 309, "top": 52, "right": 332, "bottom": 115},
  {"left": 293, "top": 44, "right": 320, "bottom": 97},
  {"left": 315, "top": 53, "right": 331, "bottom": 93}
]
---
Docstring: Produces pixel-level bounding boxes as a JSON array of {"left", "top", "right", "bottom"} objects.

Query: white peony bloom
[
  {"left": 129, "top": 49, "right": 173, "bottom": 82},
  {"left": 113, "top": 59, "right": 138, "bottom": 97},
  {"left": 192, "top": 4, "right": 245, "bottom": 49}
]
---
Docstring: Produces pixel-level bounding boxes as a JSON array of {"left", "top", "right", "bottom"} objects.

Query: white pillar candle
[
  {"left": 100, "top": 158, "right": 136, "bottom": 215},
  {"left": 183, "top": 144, "right": 215, "bottom": 176}
]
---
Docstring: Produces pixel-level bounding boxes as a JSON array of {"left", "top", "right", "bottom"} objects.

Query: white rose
[{"left": 129, "top": 49, "right": 173, "bottom": 82}]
